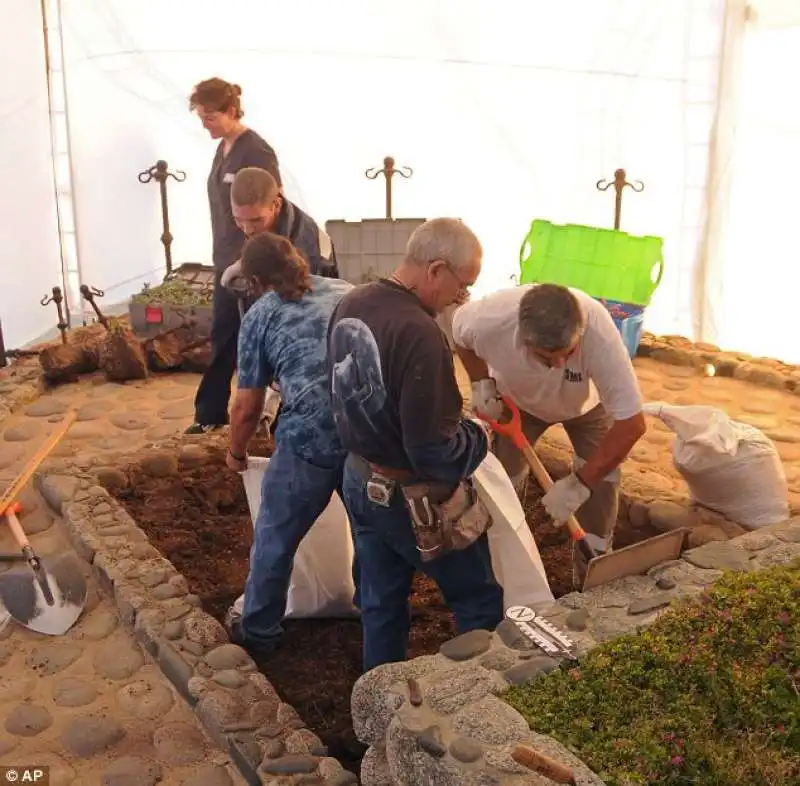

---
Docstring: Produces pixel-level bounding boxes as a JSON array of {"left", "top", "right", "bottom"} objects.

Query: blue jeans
[
  {"left": 341, "top": 457, "right": 504, "bottom": 673},
  {"left": 241, "top": 444, "right": 358, "bottom": 647}
]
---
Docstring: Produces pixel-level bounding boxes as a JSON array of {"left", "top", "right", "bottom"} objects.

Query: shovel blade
[
  {"left": 582, "top": 529, "right": 686, "bottom": 591},
  {"left": 0, "top": 552, "right": 87, "bottom": 635}
]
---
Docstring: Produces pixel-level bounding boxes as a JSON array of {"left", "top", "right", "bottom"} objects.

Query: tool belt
[{"left": 349, "top": 454, "right": 493, "bottom": 562}]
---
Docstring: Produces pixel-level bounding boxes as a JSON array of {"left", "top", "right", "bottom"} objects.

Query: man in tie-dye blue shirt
[{"left": 224, "top": 230, "right": 353, "bottom": 657}]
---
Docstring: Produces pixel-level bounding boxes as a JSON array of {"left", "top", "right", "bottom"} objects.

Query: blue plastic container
[{"left": 597, "top": 298, "right": 645, "bottom": 359}]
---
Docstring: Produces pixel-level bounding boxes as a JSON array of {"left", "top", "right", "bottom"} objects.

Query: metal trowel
[
  {"left": 0, "top": 502, "right": 86, "bottom": 635},
  {"left": 480, "top": 396, "right": 685, "bottom": 591}
]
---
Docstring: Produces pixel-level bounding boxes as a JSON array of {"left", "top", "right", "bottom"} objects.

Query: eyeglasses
[{"left": 443, "top": 262, "right": 473, "bottom": 294}]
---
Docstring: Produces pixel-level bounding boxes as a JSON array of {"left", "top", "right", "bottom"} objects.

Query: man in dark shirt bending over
[
  {"left": 189, "top": 166, "right": 338, "bottom": 433},
  {"left": 327, "top": 217, "right": 503, "bottom": 673}
]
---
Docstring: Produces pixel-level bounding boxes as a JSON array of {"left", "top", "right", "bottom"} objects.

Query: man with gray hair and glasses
[
  {"left": 452, "top": 283, "right": 647, "bottom": 587},
  {"left": 327, "top": 217, "right": 503, "bottom": 673}
]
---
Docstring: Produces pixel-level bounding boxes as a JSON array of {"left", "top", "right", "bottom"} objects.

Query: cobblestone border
[
  {"left": 34, "top": 435, "right": 359, "bottom": 786},
  {"left": 4, "top": 328, "right": 798, "bottom": 431},
  {"left": 0, "top": 358, "right": 43, "bottom": 424},
  {"left": 350, "top": 518, "right": 800, "bottom": 785},
  {"left": 637, "top": 332, "right": 800, "bottom": 393}
]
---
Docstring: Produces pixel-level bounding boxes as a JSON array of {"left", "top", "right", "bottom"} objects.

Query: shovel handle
[
  {"left": 4, "top": 506, "right": 31, "bottom": 551},
  {"left": 511, "top": 744, "right": 577, "bottom": 785},
  {"left": 478, "top": 395, "right": 598, "bottom": 562}
]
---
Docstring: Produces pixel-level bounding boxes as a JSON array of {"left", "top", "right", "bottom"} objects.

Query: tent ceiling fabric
[
  {"left": 5, "top": 0, "right": 796, "bottom": 362},
  {"left": 748, "top": 0, "right": 800, "bottom": 28},
  {"left": 56, "top": 0, "right": 725, "bottom": 343}
]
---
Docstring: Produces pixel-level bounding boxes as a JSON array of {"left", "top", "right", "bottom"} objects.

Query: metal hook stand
[
  {"left": 138, "top": 160, "right": 186, "bottom": 276},
  {"left": 40, "top": 287, "right": 69, "bottom": 345},
  {"left": 79, "top": 285, "right": 108, "bottom": 329},
  {"left": 365, "top": 156, "right": 413, "bottom": 219},
  {"left": 596, "top": 168, "right": 644, "bottom": 230}
]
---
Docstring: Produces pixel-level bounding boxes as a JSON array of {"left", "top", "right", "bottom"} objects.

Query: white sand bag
[
  {"left": 233, "top": 453, "right": 553, "bottom": 619},
  {"left": 643, "top": 402, "right": 789, "bottom": 530},
  {"left": 235, "top": 456, "right": 358, "bottom": 619},
  {"left": 473, "top": 452, "right": 555, "bottom": 607}
]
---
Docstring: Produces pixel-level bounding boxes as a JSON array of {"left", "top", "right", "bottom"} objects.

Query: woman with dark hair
[
  {"left": 187, "top": 77, "right": 282, "bottom": 434},
  {"left": 223, "top": 232, "right": 354, "bottom": 657}
]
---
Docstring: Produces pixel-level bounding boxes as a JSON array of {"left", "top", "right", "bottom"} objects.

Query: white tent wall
[
  {"left": 58, "top": 0, "right": 727, "bottom": 340},
  {"left": 0, "top": 0, "right": 64, "bottom": 349},
  {"left": 715, "top": 20, "right": 800, "bottom": 362}
]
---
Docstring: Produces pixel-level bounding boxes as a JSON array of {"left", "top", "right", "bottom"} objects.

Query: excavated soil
[{"left": 111, "top": 446, "right": 573, "bottom": 770}]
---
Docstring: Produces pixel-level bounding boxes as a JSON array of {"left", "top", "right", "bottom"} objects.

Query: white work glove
[
  {"left": 470, "top": 378, "right": 504, "bottom": 421},
  {"left": 221, "top": 259, "right": 245, "bottom": 289},
  {"left": 541, "top": 474, "right": 591, "bottom": 524}
]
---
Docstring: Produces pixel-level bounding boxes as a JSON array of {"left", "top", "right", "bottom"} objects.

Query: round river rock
[
  {"left": 153, "top": 722, "right": 207, "bottom": 765},
  {"left": 5, "top": 704, "right": 53, "bottom": 736},
  {"left": 117, "top": 678, "right": 175, "bottom": 721},
  {"left": 61, "top": 714, "right": 125, "bottom": 758},
  {"left": 101, "top": 755, "right": 162, "bottom": 786},
  {"left": 52, "top": 677, "right": 98, "bottom": 708},
  {"left": 93, "top": 640, "right": 144, "bottom": 680}
]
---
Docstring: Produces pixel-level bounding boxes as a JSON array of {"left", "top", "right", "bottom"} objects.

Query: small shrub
[
  {"left": 131, "top": 279, "right": 211, "bottom": 306},
  {"left": 504, "top": 560, "right": 799, "bottom": 786}
]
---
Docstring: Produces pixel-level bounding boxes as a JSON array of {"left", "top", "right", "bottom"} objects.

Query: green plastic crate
[{"left": 519, "top": 220, "right": 664, "bottom": 306}]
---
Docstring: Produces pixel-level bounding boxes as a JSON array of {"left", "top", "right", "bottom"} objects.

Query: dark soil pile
[{"left": 111, "top": 446, "right": 573, "bottom": 771}]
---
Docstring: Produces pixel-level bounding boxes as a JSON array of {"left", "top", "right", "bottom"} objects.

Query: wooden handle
[
  {"left": 511, "top": 744, "right": 577, "bottom": 785},
  {"left": 4, "top": 510, "right": 30, "bottom": 551},
  {"left": 519, "top": 436, "right": 587, "bottom": 543},
  {"left": 0, "top": 411, "right": 77, "bottom": 515}
]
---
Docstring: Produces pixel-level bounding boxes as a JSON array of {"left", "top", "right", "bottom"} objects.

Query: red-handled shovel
[
  {"left": 476, "top": 394, "right": 686, "bottom": 591},
  {"left": 477, "top": 395, "right": 599, "bottom": 565}
]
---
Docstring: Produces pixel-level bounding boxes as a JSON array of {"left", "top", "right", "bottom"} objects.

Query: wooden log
[
  {"left": 39, "top": 343, "right": 95, "bottom": 383},
  {"left": 180, "top": 341, "right": 212, "bottom": 373},
  {"left": 98, "top": 325, "right": 148, "bottom": 382}
]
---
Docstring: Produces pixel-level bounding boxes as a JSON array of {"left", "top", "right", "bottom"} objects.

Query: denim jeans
[
  {"left": 341, "top": 456, "right": 504, "bottom": 673},
  {"left": 241, "top": 443, "right": 356, "bottom": 647}
]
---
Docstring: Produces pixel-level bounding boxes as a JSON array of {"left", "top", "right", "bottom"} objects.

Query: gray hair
[
  {"left": 231, "top": 167, "right": 279, "bottom": 208},
  {"left": 518, "top": 284, "right": 585, "bottom": 351},
  {"left": 405, "top": 218, "right": 482, "bottom": 271}
]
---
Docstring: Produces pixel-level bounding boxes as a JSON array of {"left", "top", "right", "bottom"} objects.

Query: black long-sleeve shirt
[{"left": 327, "top": 280, "right": 487, "bottom": 486}]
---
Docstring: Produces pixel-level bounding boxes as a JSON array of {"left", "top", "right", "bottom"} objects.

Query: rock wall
[
  {"left": 352, "top": 518, "right": 800, "bottom": 786},
  {"left": 35, "top": 440, "right": 359, "bottom": 786},
  {"left": 638, "top": 332, "right": 800, "bottom": 392}
]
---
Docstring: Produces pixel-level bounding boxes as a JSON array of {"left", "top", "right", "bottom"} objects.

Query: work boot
[
  {"left": 184, "top": 422, "right": 223, "bottom": 435},
  {"left": 227, "top": 620, "right": 281, "bottom": 660}
]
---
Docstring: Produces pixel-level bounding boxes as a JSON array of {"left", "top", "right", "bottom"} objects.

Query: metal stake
[
  {"left": 365, "top": 156, "right": 413, "bottom": 219},
  {"left": 79, "top": 285, "right": 108, "bottom": 329},
  {"left": 138, "top": 160, "right": 186, "bottom": 275},
  {"left": 596, "top": 168, "right": 644, "bottom": 230},
  {"left": 0, "top": 320, "right": 6, "bottom": 368},
  {"left": 40, "top": 287, "right": 69, "bottom": 345}
]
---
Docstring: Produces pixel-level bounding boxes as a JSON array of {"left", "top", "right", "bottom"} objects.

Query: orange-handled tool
[
  {"left": 0, "top": 502, "right": 26, "bottom": 563},
  {"left": 2, "top": 500, "right": 55, "bottom": 604},
  {"left": 476, "top": 395, "right": 599, "bottom": 564},
  {"left": 0, "top": 411, "right": 76, "bottom": 516}
]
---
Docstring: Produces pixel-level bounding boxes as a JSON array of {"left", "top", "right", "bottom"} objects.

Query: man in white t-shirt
[{"left": 452, "top": 283, "right": 647, "bottom": 586}]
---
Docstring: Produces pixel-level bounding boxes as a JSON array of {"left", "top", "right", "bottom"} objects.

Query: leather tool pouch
[{"left": 400, "top": 478, "right": 492, "bottom": 562}]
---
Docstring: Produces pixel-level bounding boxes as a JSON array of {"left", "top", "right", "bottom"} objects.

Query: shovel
[
  {"left": 0, "top": 410, "right": 87, "bottom": 634},
  {"left": 478, "top": 395, "right": 685, "bottom": 591},
  {"left": 0, "top": 502, "right": 87, "bottom": 634}
]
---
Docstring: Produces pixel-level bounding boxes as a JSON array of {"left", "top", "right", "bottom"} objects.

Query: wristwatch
[{"left": 228, "top": 448, "right": 246, "bottom": 462}]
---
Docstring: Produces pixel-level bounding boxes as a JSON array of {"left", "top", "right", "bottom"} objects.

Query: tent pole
[{"left": 41, "top": 0, "right": 87, "bottom": 328}]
